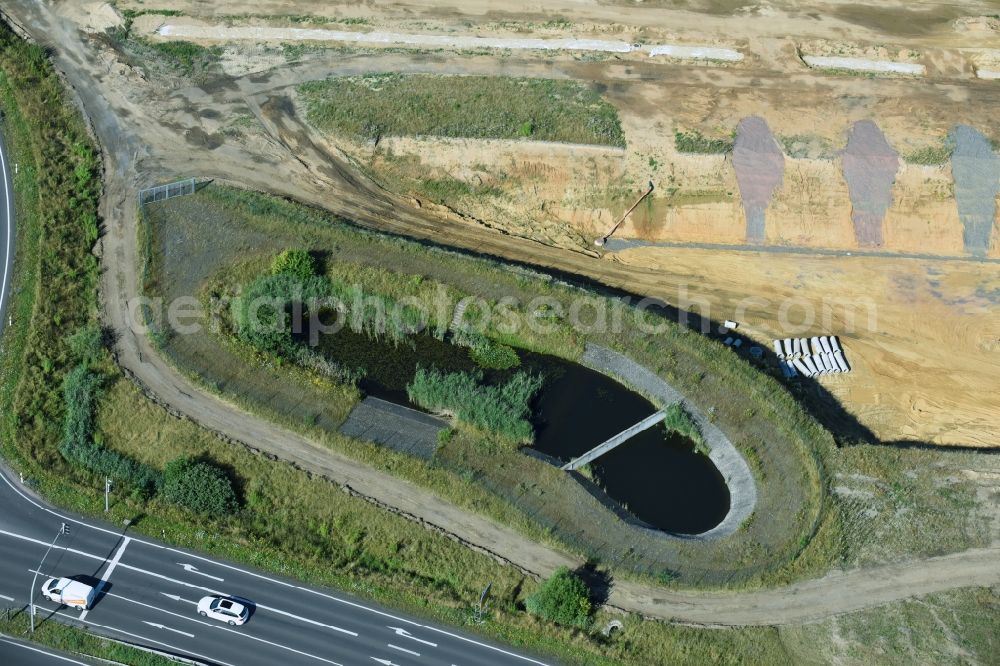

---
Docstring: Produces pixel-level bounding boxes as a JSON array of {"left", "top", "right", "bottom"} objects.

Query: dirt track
[{"left": 3, "top": 0, "right": 998, "bottom": 627}]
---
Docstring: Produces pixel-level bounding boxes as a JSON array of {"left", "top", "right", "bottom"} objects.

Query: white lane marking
[
  {"left": 178, "top": 562, "right": 224, "bottom": 582},
  {"left": 73, "top": 616, "right": 239, "bottom": 666},
  {"left": 160, "top": 592, "right": 196, "bottom": 605},
  {"left": 106, "top": 592, "right": 344, "bottom": 665},
  {"left": 388, "top": 626, "right": 437, "bottom": 647},
  {"left": 0, "top": 130, "right": 13, "bottom": 326},
  {"left": 0, "top": 470, "right": 548, "bottom": 663},
  {"left": 420, "top": 624, "right": 553, "bottom": 666},
  {"left": 370, "top": 659, "right": 401, "bottom": 666},
  {"left": 0, "top": 637, "right": 91, "bottom": 665},
  {"left": 387, "top": 644, "right": 420, "bottom": 657},
  {"left": 0, "top": 593, "right": 14, "bottom": 601},
  {"left": 298, "top": 586, "right": 420, "bottom": 627},
  {"left": 81, "top": 535, "right": 131, "bottom": 621},
  {"left": 142, "top": 620, "right": 195, "bottom": 638}
]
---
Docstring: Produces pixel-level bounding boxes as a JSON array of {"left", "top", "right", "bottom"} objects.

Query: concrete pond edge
[{"left": 580, "top": 343, "right": 758, "bottom": 540}]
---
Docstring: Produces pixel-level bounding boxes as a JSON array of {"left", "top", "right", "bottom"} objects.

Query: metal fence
[{"left": 138, "top": 178, "right": 196, "bottom": 206}]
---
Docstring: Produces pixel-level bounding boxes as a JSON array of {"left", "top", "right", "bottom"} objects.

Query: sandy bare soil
[{"left": 2, "top": 0, "right": 999, "bottom": 626}]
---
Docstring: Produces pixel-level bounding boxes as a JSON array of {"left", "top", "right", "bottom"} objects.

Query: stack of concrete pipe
[{"left": 773, "top": 335, "right": 850, "bottom": 378}]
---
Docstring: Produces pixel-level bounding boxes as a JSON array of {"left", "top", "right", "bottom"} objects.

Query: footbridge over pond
[{"left": 561, "top": 410, "right": 666, "bottom": 471}]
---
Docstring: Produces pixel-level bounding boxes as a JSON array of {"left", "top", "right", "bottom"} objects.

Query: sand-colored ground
[{"left": 33, "top": 0, "right": 1000, "bottom": 447}]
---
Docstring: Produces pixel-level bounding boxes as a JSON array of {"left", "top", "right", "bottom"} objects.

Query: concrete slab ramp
[
  {"left": 732, "top": 116, "right": 784, "bottom": 243},
  {"left": 950, "top": 125, "right": 1000, "bottom": 256},
  {"left": 842, "top": 120, "right": 899, "bottom": 248}
]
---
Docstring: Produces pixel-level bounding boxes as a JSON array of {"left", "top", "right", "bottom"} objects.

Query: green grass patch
[
  {"left": 298, "top": 73, "right": 625, "bottom": 146},
  {"left": 662, "top": 402, "right": 706, "bottom": 454},
  {"left": 407, "top": 368, "right": 542, "bottom": 444},
  {"left": 903, "top": 140, "right": 954, "bottom": 165},
  {"left": 674, "top": 130, "right": 733, "bottom": 154}
]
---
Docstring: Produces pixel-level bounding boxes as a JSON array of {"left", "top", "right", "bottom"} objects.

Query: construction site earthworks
[
  {"left": 2, "top": 0, "right": 1000, "bottom": 662},
  {"left": 59, "top": 0, "right": 999, "bottom": 450}
]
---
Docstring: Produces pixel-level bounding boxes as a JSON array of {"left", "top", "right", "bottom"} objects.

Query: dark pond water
[{"left": 299, "top": 321, "right": 730, "bottom": 534}]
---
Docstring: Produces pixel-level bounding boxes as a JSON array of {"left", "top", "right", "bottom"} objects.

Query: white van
[{"left": 41, "top": 577, "right": 97, "bottom": 610}]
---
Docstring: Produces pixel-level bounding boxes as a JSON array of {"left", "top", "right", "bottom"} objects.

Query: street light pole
[
  {"left": 30, "top": 523, "right": 68, "bottom": 633},
  {"left": 104, "top": 478, "right": 111, "bottom": 513}
]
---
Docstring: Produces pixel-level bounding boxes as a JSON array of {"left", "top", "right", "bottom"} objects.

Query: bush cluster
[
  {"left": 58, "top": 366, "right": 162, "bottom": 495},
  {"left": 406, "top": 368, "right": 542, "bottom": 443},
  {"left": 524, "top": 567, "right": 592, "bottom": 629},
  {"left": 271, "top": 249, "right": 317, "bottom": 280},
  {"left": 674, "top": 130, "right": 733, "bottom": 154},
  {"left": 663, "top": 402, "right": 707, "bottom": 453},
  {"left": 162, "top": 456, "right": 239, "bottom": 517},
  {"left": 452, "top": 330, "right": 521, "bottom": 370}
]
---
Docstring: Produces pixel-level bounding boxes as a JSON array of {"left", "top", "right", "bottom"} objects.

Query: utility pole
[
  {"left": 104, "top": 478, "right": 111, "bottom": 513},
  {"left": 30, "top": 523, "right": 69, "bottom": 633}
]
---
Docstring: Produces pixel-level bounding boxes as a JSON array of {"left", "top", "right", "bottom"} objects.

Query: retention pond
[{"left": 304, "top": 325, "right": 730, "bottom": 534}]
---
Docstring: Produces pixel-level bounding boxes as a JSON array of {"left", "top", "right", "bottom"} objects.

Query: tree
[
  {"left": 162, "top": 456, "right": 239, "bottom": 516},
  {"left": 524, "top": 567, "right": 592, "bottom": 629},
  {"left": 271, "top": 249, "right": 316, "bottom": 280}
]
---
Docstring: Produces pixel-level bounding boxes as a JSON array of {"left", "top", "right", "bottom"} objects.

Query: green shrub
[
  {"left": 663, "top": 402, "right": 707, "bottom": 452},
  {"left": 674, "top": 130, "right": 733, "bottom": 154},
  {"left": 524, "top": 566, "right": 592, "bottom": 628},
  {"left": 66, "top": 323, "right": 104, "bottom": 364},
  {"left": 904, "top": 142, "right": 954, "bottom": 165},
  {"left": 162, "top": 456, "right": 239, "bottom": 516},
  {"left": 271, "top": 249, "right": 317, "bottom": 280},
  {"left": 406, "top": 368, "right": 542, "bottom": 443},
  {"left": 453, "top": 330, "right": 521, "bottom": 369},
  {"left": 59, "top": 366, "right": 161, "bottom": 494},
  {"left": 232, "top": 273, "right": 332, "bottom": 355}
]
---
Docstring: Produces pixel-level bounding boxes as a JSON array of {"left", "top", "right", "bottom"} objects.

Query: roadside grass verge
[
  {"left": 0, "top": 612, "right": 175, "bottom": 665},
  {"left": 298, "top": 73, "right": 626, "bottom": 146}
]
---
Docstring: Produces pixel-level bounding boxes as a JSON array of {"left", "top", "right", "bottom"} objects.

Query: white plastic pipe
[
  {"left": 803, "top": 356, "right": 819, "bottom": 376},
  {"left": 834, "top": 351, "right": 850, "bottom": 373},
  {"left": 820, "top": 336, "right": 833, "bottom": 355},
  {"left": 773, "top": 340, "right": 784, "bottom": 358},
  {"left": 810, "top": 336, "right": 821, "bottom": 354},
  {"left": 783, "top": 338, "right": 794, "bottom": 358},
  {"left": 830, "top": 336, "right": 842, "bottom": 353},
  {"left": 791, "top": 358, "right": 811, "bottom": 377},
  {"left": 782, "top": 360, "right": 797, "bottom": 378}
]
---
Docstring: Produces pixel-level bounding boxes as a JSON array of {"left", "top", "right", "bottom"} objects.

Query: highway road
[
  {"left": 0, "top": 125, "right": 14, "bottom": 341},
  {"left": 0, "top": 635, "right": 97, "bottom": 665},
  {"left": 0, "top": 467, "right": 554, "bottom": 666}
]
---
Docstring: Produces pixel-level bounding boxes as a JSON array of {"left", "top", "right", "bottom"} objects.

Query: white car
[{"left": 197, "top": 596, "right": 249, "bottom": 626}]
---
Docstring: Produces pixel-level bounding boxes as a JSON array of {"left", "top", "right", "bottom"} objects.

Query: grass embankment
[
  {"left": 0, "top": 613, "right": 175, "bottom": 666},
  {"left": 298, "top": 73, "right": 626, "bottom": 146},
  {"left": 142, "top": 185, "right": 833, "bottom": 588}
]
